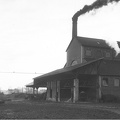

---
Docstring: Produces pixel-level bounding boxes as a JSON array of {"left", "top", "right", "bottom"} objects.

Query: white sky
[{"left": 0, "top": 0, "right": 120, "bottom": 90}]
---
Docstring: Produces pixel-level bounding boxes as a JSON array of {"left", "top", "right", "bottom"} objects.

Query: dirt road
[{"left": 0, "top": 100, "right": 120, "bottom": 119}]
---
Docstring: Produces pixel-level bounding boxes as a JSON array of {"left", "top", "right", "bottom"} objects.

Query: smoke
[
  {"left": 73, "top": 0, "right": 120, "bottom": 55},
  {"left": 73, "top": 0, "right": 120, "bottom": 20}
]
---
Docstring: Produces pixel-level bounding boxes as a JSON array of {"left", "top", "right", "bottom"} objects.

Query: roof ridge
[
  {"left": 77, "top": 36, "right": 105, "bottom": 41},
  {"left": 76, "top": 36, "right": 110, "bottom": 48}
]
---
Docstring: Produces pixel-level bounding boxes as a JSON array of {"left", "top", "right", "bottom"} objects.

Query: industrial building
[{"left": 32, "top": 9, "right": 120, "bottom": 103}]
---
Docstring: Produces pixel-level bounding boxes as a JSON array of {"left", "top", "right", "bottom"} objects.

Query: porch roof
[
  {"left": 26, "top": 82, "right": 34, "bottom": 87},
  {"left": 26, "top": 81, "right": 46, "bottom": 88},
  {"left": 34, "top": 58, "right": 120, "bottom": 86},
  {"left": 34, "top": 58, "right": 103, "bottom": 85}
]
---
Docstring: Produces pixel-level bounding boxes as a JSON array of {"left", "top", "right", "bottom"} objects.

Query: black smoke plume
[{"left": 72, "top": 0, "right": 120, "bottom": 20}]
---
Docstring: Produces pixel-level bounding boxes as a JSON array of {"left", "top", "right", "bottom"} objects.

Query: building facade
[
  {"left": 66, "top": 36, "right": 120, "bottom": 67},
  {"left": 34, "top": 36, "right": 120, "bottom": 103},
  {"left": 64, "top": 36, "right": 120, "bottom": 102},
  {"left": 33, "top": 10, "right": 120, "bottom": 103}
]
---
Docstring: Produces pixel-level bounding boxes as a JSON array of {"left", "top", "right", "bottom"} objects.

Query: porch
[{"left": 34, "top": 58, "right": 103, "bottom": 103}]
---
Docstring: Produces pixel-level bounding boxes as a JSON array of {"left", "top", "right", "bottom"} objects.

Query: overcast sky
[{"left": 0, "top": 0, "right": 120, "bottom": 91}]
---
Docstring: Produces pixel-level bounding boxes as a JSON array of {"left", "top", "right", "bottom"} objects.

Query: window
[
  {"left": 86, "top": 49, "right": 92, "bottom": 56},
  {"left": 114, "top": 78, "right": 119, "bottom": 87},
  {"left": 106, "top": 52, "right": 111, "bottom": 57},
  {"left": 104, "top": 51, "right": 111, "bottom": 58},
  {"left": 102, "top": 77, "right": 108, "bottom": 86},
  {"left": 71, "top": 60, "right": 78, "bottom": 66},
  {"left": 84, "top": 47, "right": 93, "bottom": 58},
  {"left": 95, "top": 49, "right": 103, "bottom": 59}
]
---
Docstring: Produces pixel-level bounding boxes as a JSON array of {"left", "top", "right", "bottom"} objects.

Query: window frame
[
  {"left": 71, "top": 60, "right": 78, "bottom": 66},
  {"left": 114, "top": 78, "right": 120, "bottom": 87},
  {"left": 102, "top": 77, "right": 109, "bottom": 87}
]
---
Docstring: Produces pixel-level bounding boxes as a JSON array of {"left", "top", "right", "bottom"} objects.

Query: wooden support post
[
  {"left": 73, "top": 78, "right": 79, "bottom": 103},
  {"left": 52, "top": 81, "right": 56, "bottom": 101},
  {"left": 71, "top": 87, "right": 74, "bottom": 102},
  {"left": 33, "top": 87, "right": 35, "bottom": 95},
  {"left": 36, "top": 87, "right": 39, "bottom": 95},
  {"left": 98, "top": 76, "right": 102, "bottom": 100},
  {"left": 46, "top": 81, "right": 51, "bottom": 100},
  {"left": 57, "top": 81, "right": 60, "bottom": 102},
  {"left": 96, "top": 76, "right": 102, "bottom": 102}
]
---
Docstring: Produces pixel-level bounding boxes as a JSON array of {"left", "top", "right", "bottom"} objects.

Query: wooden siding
[
  {"left": 83, "top": 46, "right": 112, "bottom": 61},
  {"left": 101, "top": 76, "right": 120, "bottom": 98},
  {"left": 66, "top": 38, "right": 82, "bottom": 67}
]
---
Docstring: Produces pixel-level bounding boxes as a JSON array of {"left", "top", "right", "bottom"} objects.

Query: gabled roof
[
  {"left": 66, "top": 36, "right": 111, "bottom": 51},
  {"left": 77, "top": 36, "right": 110, "bottom": 48}
]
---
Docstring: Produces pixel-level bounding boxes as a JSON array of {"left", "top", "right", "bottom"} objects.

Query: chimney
[
  {"left": 72, "top": 10, "right": 80, "bottom": 38},
  {"left": 72, "top": 0, "right": 120, "bottom": 38},
  {"left": 72, "top": 17, "right": 78, "bottom": 38}
]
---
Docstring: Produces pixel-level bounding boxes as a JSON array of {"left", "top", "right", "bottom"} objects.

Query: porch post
[
  {"left": 98, "top": 76, "right": 102, "bottom": 100},
  {"left": 26, "top": 87, "right": 29, "bottom": 94},
  {"left": 52, "top": 81, "right": 56, "bottom": 101},
  {"left": 96, "top": 76, "right": 102, "bottom": 102},
  {"left": 46, "top": 81, "right": 51, "bottom": 100},
  {"left": 36, "top": 87, "right": 39, "bottom": 95},
  {"left": 73, "top": 78, "right": 79, "bottom": 103},
  {"left": 33, "top": 87, "right": 35, "bottom": 95},
  {"left": 57, "top": 80, "right": 60, "bottom": 102}
]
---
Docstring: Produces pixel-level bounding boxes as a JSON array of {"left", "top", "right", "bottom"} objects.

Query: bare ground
[{"left": 0, "top": 100, "right": 120, "bottom": 119}]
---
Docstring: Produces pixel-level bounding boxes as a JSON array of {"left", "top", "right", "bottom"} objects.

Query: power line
[{"left": 0, "top": 71, "right": 44, "bottom": 74}]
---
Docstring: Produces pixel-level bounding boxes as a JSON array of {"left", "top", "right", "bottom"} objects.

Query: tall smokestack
[
  {"left": 72, "top": 17, "right": 77, "bottom": 38},
  {"left": 72, "top": 0, "right": 120, "bottom": 38}
]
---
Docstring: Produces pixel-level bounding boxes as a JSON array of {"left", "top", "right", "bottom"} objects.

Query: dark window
[
  {"left": 84, "top": 47, "right": 93, "bottom": 58},
  {"left": 86, "top": 49, "right": 92, "bottom": 56},
  {"left": 102, "top": 77, "right": 108, "bottom": 86},
  {"left": 105, "top": 52, "right": 111, "bottom": 57},
  {"left": 114, "top": 78, "right": 119, "bottom": 87},
  {"left": 95, "top": 49, "right": 103, "bottom": 59}
]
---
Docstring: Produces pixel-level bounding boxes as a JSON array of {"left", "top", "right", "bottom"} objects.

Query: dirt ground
[{"left": 1, "top": 99, "right": 120, "bottom": 119}]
